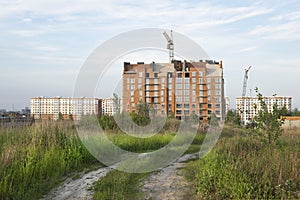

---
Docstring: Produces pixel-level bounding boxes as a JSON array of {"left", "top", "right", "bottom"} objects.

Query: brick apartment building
[{"left": 122, "top": 60, "right": 225, "bottom": 121}]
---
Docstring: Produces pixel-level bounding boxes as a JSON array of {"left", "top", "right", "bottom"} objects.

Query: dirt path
[
  {"left": 141, "top": 154, "right": 198, "bottom": 200},
  {"left": 42, "top": 154, "right": 197, "bottom": 200},
  {"left": 41, "top": 165, "right": 116, "bottom": 200}
]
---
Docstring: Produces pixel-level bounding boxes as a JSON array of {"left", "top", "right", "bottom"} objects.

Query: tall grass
[
  {"left": 0, "top": 122, "right": 99, "bottom": 200},
  {"left": 186, "top": 128, "right": 300, "bottom": 199}
]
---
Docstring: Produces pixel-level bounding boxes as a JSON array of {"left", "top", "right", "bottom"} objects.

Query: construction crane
[
  {"left": 242, "top": 66, "right": 252, "bottom": 97},
  {"left": 163, "top": 30, "right": 174, "bottom": 63}
]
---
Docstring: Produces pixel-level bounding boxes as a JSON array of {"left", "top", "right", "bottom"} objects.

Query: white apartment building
[
  {"left": 101, "top": 98, "right": 120, "bottom": 116},
  {"left": 236, "top": 96, "right": 292, "bottom": 125},
  {"left": 30, "top": 97, "right": 101, "bottom": 120}
]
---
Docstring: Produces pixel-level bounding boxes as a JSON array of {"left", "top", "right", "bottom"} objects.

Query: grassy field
[
  {"left": 186, "top": 126, "right": 300, "bottom": 199},
  {"left": 0, "top": 122, "right": 204, "bottom": 199},
  {"left": 0, "top": 122, "right": 100, "bottom": 199},
  {"left": 1, "top": 121, "right": 299, "bottom": 199}
]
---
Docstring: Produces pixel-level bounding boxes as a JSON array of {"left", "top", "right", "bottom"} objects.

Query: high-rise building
[
  {"left": 236, "top": 96, "right": 292, "bottom": 125},
  {"left": 30, "top": 97, "right": 101, "bottom": 120},
  {"left": 101, "top": 98, "right": 120, "bottom": 116},
  {"left": 122, "top": 60, "right": 225, "bottom": 121}
]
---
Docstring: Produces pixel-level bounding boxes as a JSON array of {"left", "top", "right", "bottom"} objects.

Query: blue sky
[{"left": 0, "top": 0, "right": 299, "bottom": 110}]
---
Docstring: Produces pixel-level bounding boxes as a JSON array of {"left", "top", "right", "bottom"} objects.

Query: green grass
[
  {"left": 93, "top": 171, "right": 148, "bottom": 200},
  {"left": 0, "top": 122, "right": 100, "bottom": 200},
  {"left": 186, "top": 128, "right": 300, "bottom": 199}
]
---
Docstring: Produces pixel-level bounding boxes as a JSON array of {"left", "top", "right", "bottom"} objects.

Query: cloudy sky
[{"left": 0, "top": 0, "right": 299, "bottom": 110}]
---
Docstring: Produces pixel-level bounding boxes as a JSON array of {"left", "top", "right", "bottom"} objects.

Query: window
[
  {"left": 146, "top": 73, "right": 149, "bottom": 78},
  {"left": 130, "top": 97, "right": 134, "bottom": 102},
  {"left": 138, "top": 78, "right": 142, "bottom": 84},
  {"left": 127, "top": 79, "right": 130, "bottom": 83},
  {"left": 184, "top": 90, "right": 190, "bottom": 95},
  {"left": 192, "top": 72, "right": 196, "bottom": 76},
  {"left": 130, "top": 91, "right": 134, "bottom": 96},
  {"left": 161, "top": 90, "right": 164, "bottom": 95},
  {"left": 192, "top": 97, "right": 195, "bottom": 102},
  {"left": 154, "top": 73, "right": 158, "bottom": 78},
  {"left": 176, "top": 104, "right": 182, "bottom": 108},
  {"left": 216, "top": 84, "right": 221, "bottom": 89},
  {"left": 154, "top": 79, "right": 158, "bottom": 84},
  {"left": 215, "top": 97, "right": 221, "bottom": 102},
  {"left": 161, "top": 78, "right": 165, "bottom": 83},
  {"left": 176, "top": 84, "right": 182, "bottom": 89},
  {"left": 208, "top": 110, "right": 212, "bottom": 114},
  {"left": 130, "top": 79, "right": 135, "bottom": 84},
  {"left": 192, "top": 78, "right": 196, "bottom": 83},
  {"left": 192, "top": 104, "right": 196, "bottom": 108},
  {"left": 215, "top": 104, "right": 220, "bottom": 109},
  {"left": 154, "top": 85, "right": 158, "bottom": 90},
  {"left": 146, "top": 79, "right": 149, "bottom": 84},
  {"left": 184, "top": 103, "right": 189, "bottom": 108},
  {"left": 176, "top": 110, "right": 182, "bottom": 114},
  {"left": 207, "top": 78, "right": 211, "bottom": 83},
  {"left": 161, "top": 97, "right": 164, "bottom": 102},
  {"left": 177, "top": 73, "right": 182, "bottom": 78},
  {"left": 184, "top": 97, "right": 189, "bottom": 102},
  {"left": 176, "top": 90, "right": 182, "bottom": 95},
  {"left": 184, "top": 110, "right": 189, "bottom": 115},
  {"left": 208, "top": 104, "right": 212, "bottom": 108},
  {"left": 216, "top": 110, "right": 221, "bottom": 115},
  {"left": 192, "top": 84, "right": 195, "bottom": 89},
  {"left": 176, "top": 97, "right": 181, "bottom": 102},
  {"left": 130, "top": 85, "right": 135, "bottom": 90},
  {"left": 215, "top": 90, "right": 221, "bottom": 95},
  {"left": 199, "top": 72, "right": 203, "bottom": 76},
  {"left": 215, "top": 78, "right": 221, "bottom": 83}
]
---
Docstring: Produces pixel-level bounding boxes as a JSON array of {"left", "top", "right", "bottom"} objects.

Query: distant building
[
  {"left": 281, "top": 116, "right": 300, "bottom": 128},
  {"left": 122, "top": 60, "right": 225, "bottom": 121},
  {"left": 101, "top": 98, "right": 120, "bottom": 116},
  {"left": 236, "top": 96, "right": 292, "bottom": 125},
  {"left": 21, "top": 107, "right": 30, "bottom": 116},
  {"left": 30, "top": 97, "right": 101, "bottom": 120},
  {"left": 225, "top": 97, "right": 230, "bottom": 114}
]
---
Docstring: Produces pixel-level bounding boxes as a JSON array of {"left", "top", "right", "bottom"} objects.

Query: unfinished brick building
[{"left": 122, "top": 60, "right": 225, "bottom": 121}]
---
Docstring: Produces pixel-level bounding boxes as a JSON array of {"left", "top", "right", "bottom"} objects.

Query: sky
[{"left": 0, "top": 0, "right": 299, "bottom": 110}]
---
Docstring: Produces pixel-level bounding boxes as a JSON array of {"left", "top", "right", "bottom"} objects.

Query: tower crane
[
  {"left": 242, "top": 66, "right": 252, "bottom": 97},
  {"left": 163, "top": 30, "right": 174, "bottom": 63}
]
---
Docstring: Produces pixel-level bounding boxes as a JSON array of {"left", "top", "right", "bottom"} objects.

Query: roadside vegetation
[
  {"left": 186, "top": 127, "right": 300, "bottom": 199},
  {"left": 0, "top": 122, "right": 99, "bottom": 200},
  {"left": 185, "top": 90, "right": 300, "bottom": 199}
]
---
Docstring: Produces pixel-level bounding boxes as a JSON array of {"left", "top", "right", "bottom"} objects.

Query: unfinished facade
[{"left": 122, "top": 60, "right": 225, "bottom": 121}]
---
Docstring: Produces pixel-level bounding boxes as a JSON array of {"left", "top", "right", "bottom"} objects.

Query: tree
[
  {"left": 225, "top": 109, "right": 241, "bottom": 126},
  {"left": 291, "top": 108, "right": 300, "bottom": 116},
  {"left": 253, "top": 88, "right": 284, "bottom": 145},
  {"left": 135, "top": 100, "right": 150, "bottom": 126},
  {"left": 58, "top": 112, "right": 64, "bottom": 120},
  {"left": 209, "top": 112, "right": 219, "bottom": 127},
  {"left": 113, "top": 93, "right": 121, "bottom": 114}
]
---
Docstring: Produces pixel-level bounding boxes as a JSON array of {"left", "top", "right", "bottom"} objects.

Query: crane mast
[
  {"left": 163, "top": 30, "right": 174, "bottom": 63},
  {"left": 242, "top": 66, "right": 252, "bottom": 97}
]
